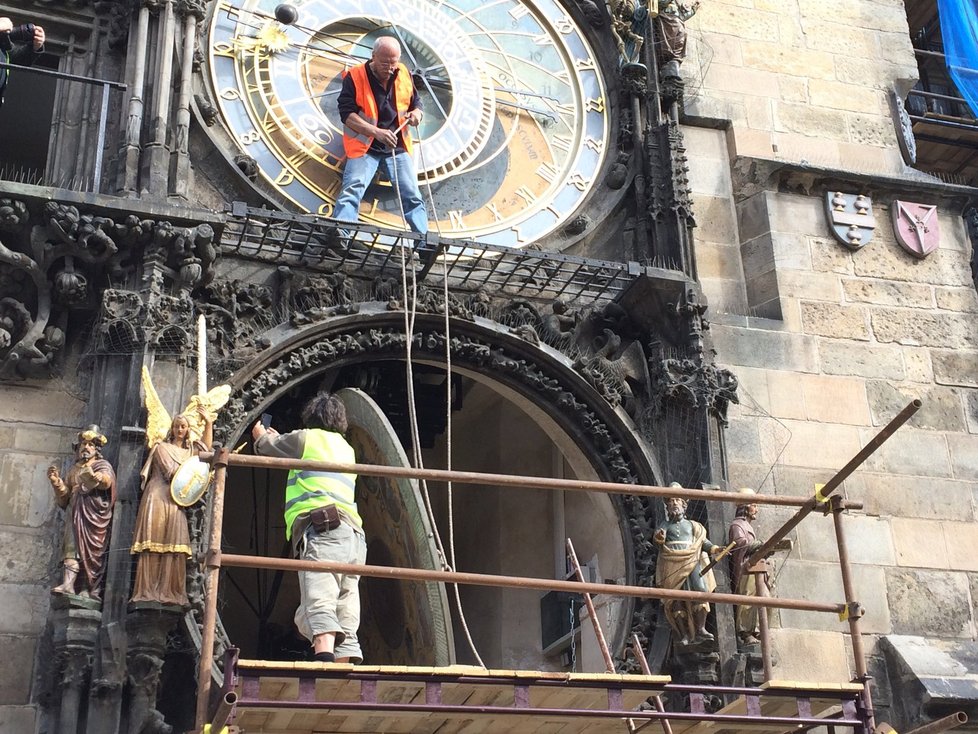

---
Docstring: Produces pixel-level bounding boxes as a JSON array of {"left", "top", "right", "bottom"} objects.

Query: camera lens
[{"left": 7, "top": 24, "right": 35, "bottom": 44}]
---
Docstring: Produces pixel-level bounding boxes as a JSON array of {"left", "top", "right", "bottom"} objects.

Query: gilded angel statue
[{"left": 130, "top": 366, "right": 230, "bottom": 606}]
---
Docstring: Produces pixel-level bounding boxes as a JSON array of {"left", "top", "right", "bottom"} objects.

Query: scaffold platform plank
[
  {"left": 668, "top": 680, "right": 865, "bottom": 734},
  {"left": 230, "top": 660, "right": 670, "bottom": 733},
  {"left": 226, "top": 661, "right": 865, "bottom": 734}
]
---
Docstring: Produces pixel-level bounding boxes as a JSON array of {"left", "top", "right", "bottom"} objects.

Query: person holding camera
[
  {"left": 252, "top": 393, "right": 364, "bottom": 664},
  {"left": 0, "top": 18, "right": 45, "bottom": 108}
]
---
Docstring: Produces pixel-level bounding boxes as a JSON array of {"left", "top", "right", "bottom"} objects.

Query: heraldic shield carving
[
  {"left": 892, "top": 201, "right": 940, "bottom": 259},
  {"left": 825, "top": 192, "right": 876, "bottom": 250}
]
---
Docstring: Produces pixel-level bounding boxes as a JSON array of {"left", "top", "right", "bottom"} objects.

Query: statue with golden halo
[{"left": 131, "top": 353, "right": 229, "bottom": 606}]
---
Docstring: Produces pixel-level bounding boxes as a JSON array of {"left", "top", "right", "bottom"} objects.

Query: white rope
[{"left": 390, "top": 126, "right": 486, "bottom": 668}]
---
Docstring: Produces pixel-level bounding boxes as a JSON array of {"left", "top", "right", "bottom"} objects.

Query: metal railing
[
  {"left": 0, "top": 62, "right": 126, "bottom": 192},
  {"left": 222, "top": 202, "right": 647, "bottom": 305}
]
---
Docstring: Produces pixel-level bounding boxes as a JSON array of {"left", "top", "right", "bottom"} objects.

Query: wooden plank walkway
[{"left": 228, "top": 661, "right": 864, "bottom": 734}]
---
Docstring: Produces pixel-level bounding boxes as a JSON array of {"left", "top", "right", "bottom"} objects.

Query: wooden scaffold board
[{"left": 225, "top": 661, "right": 865, "bottom": 734}]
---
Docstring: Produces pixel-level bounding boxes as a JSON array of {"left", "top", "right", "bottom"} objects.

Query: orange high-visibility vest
[{"left": 342, "top": 62, "right": 415, "bottom": 158}]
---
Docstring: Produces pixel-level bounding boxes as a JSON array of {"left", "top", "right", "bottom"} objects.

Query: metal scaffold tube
[
  {"left": 217, "top": 551, "right": 845, "bottom": 614},
  {"left": 197, "top": 451, "right": 864, "bottom": 510}
]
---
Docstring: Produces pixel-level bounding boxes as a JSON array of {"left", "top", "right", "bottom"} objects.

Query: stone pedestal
[
  {"left": 125, "top": 604, "right": 183, "bottom": 734},
  {"left": 49, "top": 596, "right": 102, "bottom": 734}
]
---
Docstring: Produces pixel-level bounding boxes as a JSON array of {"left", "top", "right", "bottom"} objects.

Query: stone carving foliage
[
  {"left": 200, "top": 278, "right": 275, "bottom": 378},
  {"left": 0, "top": 199, "right": 218, "bottom": 377},
  {"left": 651, "top": 357, "right": 739, "bottom": 422}
]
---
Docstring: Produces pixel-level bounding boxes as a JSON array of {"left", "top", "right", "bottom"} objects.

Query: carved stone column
[
  {"left": 126, "top": 608, "right": 183, "bottom": 734},
  {"left": 49, "top": 599, "right": 101, "bottom": 734},
  {"left": 171, "top": 0, "right": 206, "bottom": 199},
  {"left": 118, "top": 2, "right": 152, "bottom": 195},
  {"left": 143, "top": 0, "right": 178, "bottom": 196}
]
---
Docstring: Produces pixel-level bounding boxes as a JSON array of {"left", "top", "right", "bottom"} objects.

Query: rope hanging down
[{"left": 390, "top": 132, "right": 486, "bottom": 668}]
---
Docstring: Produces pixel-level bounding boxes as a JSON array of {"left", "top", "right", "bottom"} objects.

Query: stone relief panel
[{"left": 0, "top": 198, "right": 219, "bottom": 378}]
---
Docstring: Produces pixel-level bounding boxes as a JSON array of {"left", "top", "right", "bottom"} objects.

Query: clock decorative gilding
[{"left": 206, "top": 0, "right": 611, "bottom": 247}]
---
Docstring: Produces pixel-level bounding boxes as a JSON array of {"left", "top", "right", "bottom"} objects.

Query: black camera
[{"left": 7, "top": 23, "right": 35, "bottom": 44}]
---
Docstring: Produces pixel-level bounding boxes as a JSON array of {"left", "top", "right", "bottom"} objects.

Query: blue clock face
[{"left": 207, "top": 0, "right": 610, "bottom": 247}]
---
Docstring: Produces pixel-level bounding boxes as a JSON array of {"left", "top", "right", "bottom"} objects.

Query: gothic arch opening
[{"left": 216, "top": 314, "right": 660, "bottom": 670}]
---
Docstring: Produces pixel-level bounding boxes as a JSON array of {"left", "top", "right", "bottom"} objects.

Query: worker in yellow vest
[
  {"left": 332, "top": 35, "right": 427, "bottom": 233},
  {"left": 252, "top": 393, "right": 363, "bottom": 663}
]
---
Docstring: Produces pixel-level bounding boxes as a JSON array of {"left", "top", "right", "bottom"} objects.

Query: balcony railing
[{"left": 0, "top": 62, "right": 126, "bottom": 193}]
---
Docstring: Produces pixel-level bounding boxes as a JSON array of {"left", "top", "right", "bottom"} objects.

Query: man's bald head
[{"left": 369, "top": 36, "right": 401, "bottom": 80}]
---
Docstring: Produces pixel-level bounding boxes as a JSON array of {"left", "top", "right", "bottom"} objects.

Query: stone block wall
[
  {"left": 685, "top": 0, "right": 918, "bottom": 174},
  {"left": 684, "top": 1, "right": 978, "bottom": 709},
  {"left": 0, "top": 385, "right": 85, "bottom": 733}
]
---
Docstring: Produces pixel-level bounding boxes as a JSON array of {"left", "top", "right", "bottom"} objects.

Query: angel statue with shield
[{"left": 130, "top": 364, "right": 230, "bottom": 606}]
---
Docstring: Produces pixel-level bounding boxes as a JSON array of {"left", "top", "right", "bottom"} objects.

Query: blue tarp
[{"left": 939, "top": 0, "right": 978, "bottom": 117}]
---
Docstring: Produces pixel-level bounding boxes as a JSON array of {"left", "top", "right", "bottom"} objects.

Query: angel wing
[
  {"left": 141, "top": 366, "right": 172, "bottom": 449},
  {"left": 181, "top": 384, "right": 232, "bottom": 444}
]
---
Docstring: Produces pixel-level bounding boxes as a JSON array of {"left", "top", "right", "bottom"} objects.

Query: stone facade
[
  {"left": 0, "top": 0, "right": 975, "bottom": 731},
  {"left": 685, "top": 0, "right": 978, "bottom": 724}
]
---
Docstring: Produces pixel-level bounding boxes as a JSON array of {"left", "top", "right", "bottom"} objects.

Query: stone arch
[{"left": 216, "top": 306, "right": 665, "bottom": 663}]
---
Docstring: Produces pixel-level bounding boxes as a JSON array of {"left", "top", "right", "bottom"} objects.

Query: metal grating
[{"left": 220, "top": 202, "right": 641, "bottom": 305}]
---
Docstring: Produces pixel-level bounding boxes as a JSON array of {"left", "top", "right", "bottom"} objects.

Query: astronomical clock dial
[{"left": 207, "top": 0, "right": 610, "bottom": 247}]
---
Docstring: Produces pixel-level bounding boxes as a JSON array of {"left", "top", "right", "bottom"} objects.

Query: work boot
[{"left": 52, "top": 561, "right": 79, "bottom": 595}]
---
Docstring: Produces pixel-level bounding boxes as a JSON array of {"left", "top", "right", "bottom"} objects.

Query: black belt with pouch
[{"left": 310, "top": 504, "right": 341, "bottom": 533}]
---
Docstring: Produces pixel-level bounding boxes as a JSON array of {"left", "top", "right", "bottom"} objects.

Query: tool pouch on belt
[{"left": 310, "top": 504, "right": 341, "bottom": 533}]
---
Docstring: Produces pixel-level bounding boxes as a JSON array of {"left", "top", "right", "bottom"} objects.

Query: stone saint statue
[
  {"left": 130, "top": 366, "right": 229, "bottom": 606},
  {"left": 47, "top": 425, "right": 117, "bottom": 600},
  {"left": 653, "top": 489, "right": 722, "bottom": 644},
  {"left": 656, "top": 0, "right": 700, "bottom": 71},
  {"left": 728, "top": 487, "right": 792, "bottom": 646}
]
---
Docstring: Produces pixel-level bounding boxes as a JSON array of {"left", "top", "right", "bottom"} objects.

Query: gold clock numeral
[
  {"left": 552, "top": 135, "right": 572, "bottom": 153},
  {"left": 536, "top": 162, "right": 557, "bottom": 184},
  {"left": 320, "top": 179, "right": 341, "bottom": 199},
  {"left": 212, "top": 42, "right": 235, "bottom": 58},
  {"left": 317, "top": 202, "right": 334, "bottom": 216},
  {"left": 220, "top": 88, "right": 241, "bottom": 101},
  {"left": 448, "top": 210, "right": 466, "bottom": 230},
  {"left": 273, "top": 150, "right": 315, "bottom": 186},
  {"left": 510, "top": 225, "right": 529, "bottom": 244},
  {"left": 533, "top": 34, "right": 554, "bottom": 46},
  {"left": 554, "top": 16, "right": 574, "bottom": 33},
  {"left": 567, "top": 172, "right": 591, "bottom": 191},
  {"left": 239, "top": 130, "right": 261, "bottom": 144},
  {"left": 486, "top": 203, "right": 504, "bottom": 222},
  {"left": 576, "top": 58, "right": 597, "bottom": 71},
  {"left": 291, "top": 150, "right": 315, "bottom": 167},
  {"left": 584, "top": 136, "right": 605, "bottom": 153},
  {"left": 586, "top": 97, "right": 606, "bottom": 113},
  {"left": 508, "top": 5, "right": 531, "bottom": 20},
  {"left": 546, "top": 204, "right": 562, "bottom": 218},
  {"left": 515, "top": 187, "right": 537, "bottom": 205}
]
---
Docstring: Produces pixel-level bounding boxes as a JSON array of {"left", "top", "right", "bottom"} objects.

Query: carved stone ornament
[
  {"left": 0, "top": 197, "right": 219, "bottom": 378},
  {"left": 890, "top": 89, "right": 917, "bottom": 166},
  {"left": 892, "top": 200, "right": 940, "bottom": 259},
  {"left": 650, "top": 357, "right": 739, "bottom": 423},
  {"left": 825, "top": 191, "right": 875, "bottom": 250}
]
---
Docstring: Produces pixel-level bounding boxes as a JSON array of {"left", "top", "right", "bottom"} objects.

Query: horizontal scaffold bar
[
  {"left": 218, "top": 552, "right": 846, "bottom": 615},
  {"left": 199, "top": 452, "right": 864, "bottom": 510}
]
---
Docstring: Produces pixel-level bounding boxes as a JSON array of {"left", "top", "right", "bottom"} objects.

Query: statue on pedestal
[
  {"left": 47, "top": 426, "right": 116, "bottom": 600},
  {"left": 130, "top": 366, "right": 229, "bottom": 606},
  {"left": 728, "top": 487, "right": 792, "bottom": 647},
  {"left": 653, "top": 488, "right": 722, "bottom": 645}
]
